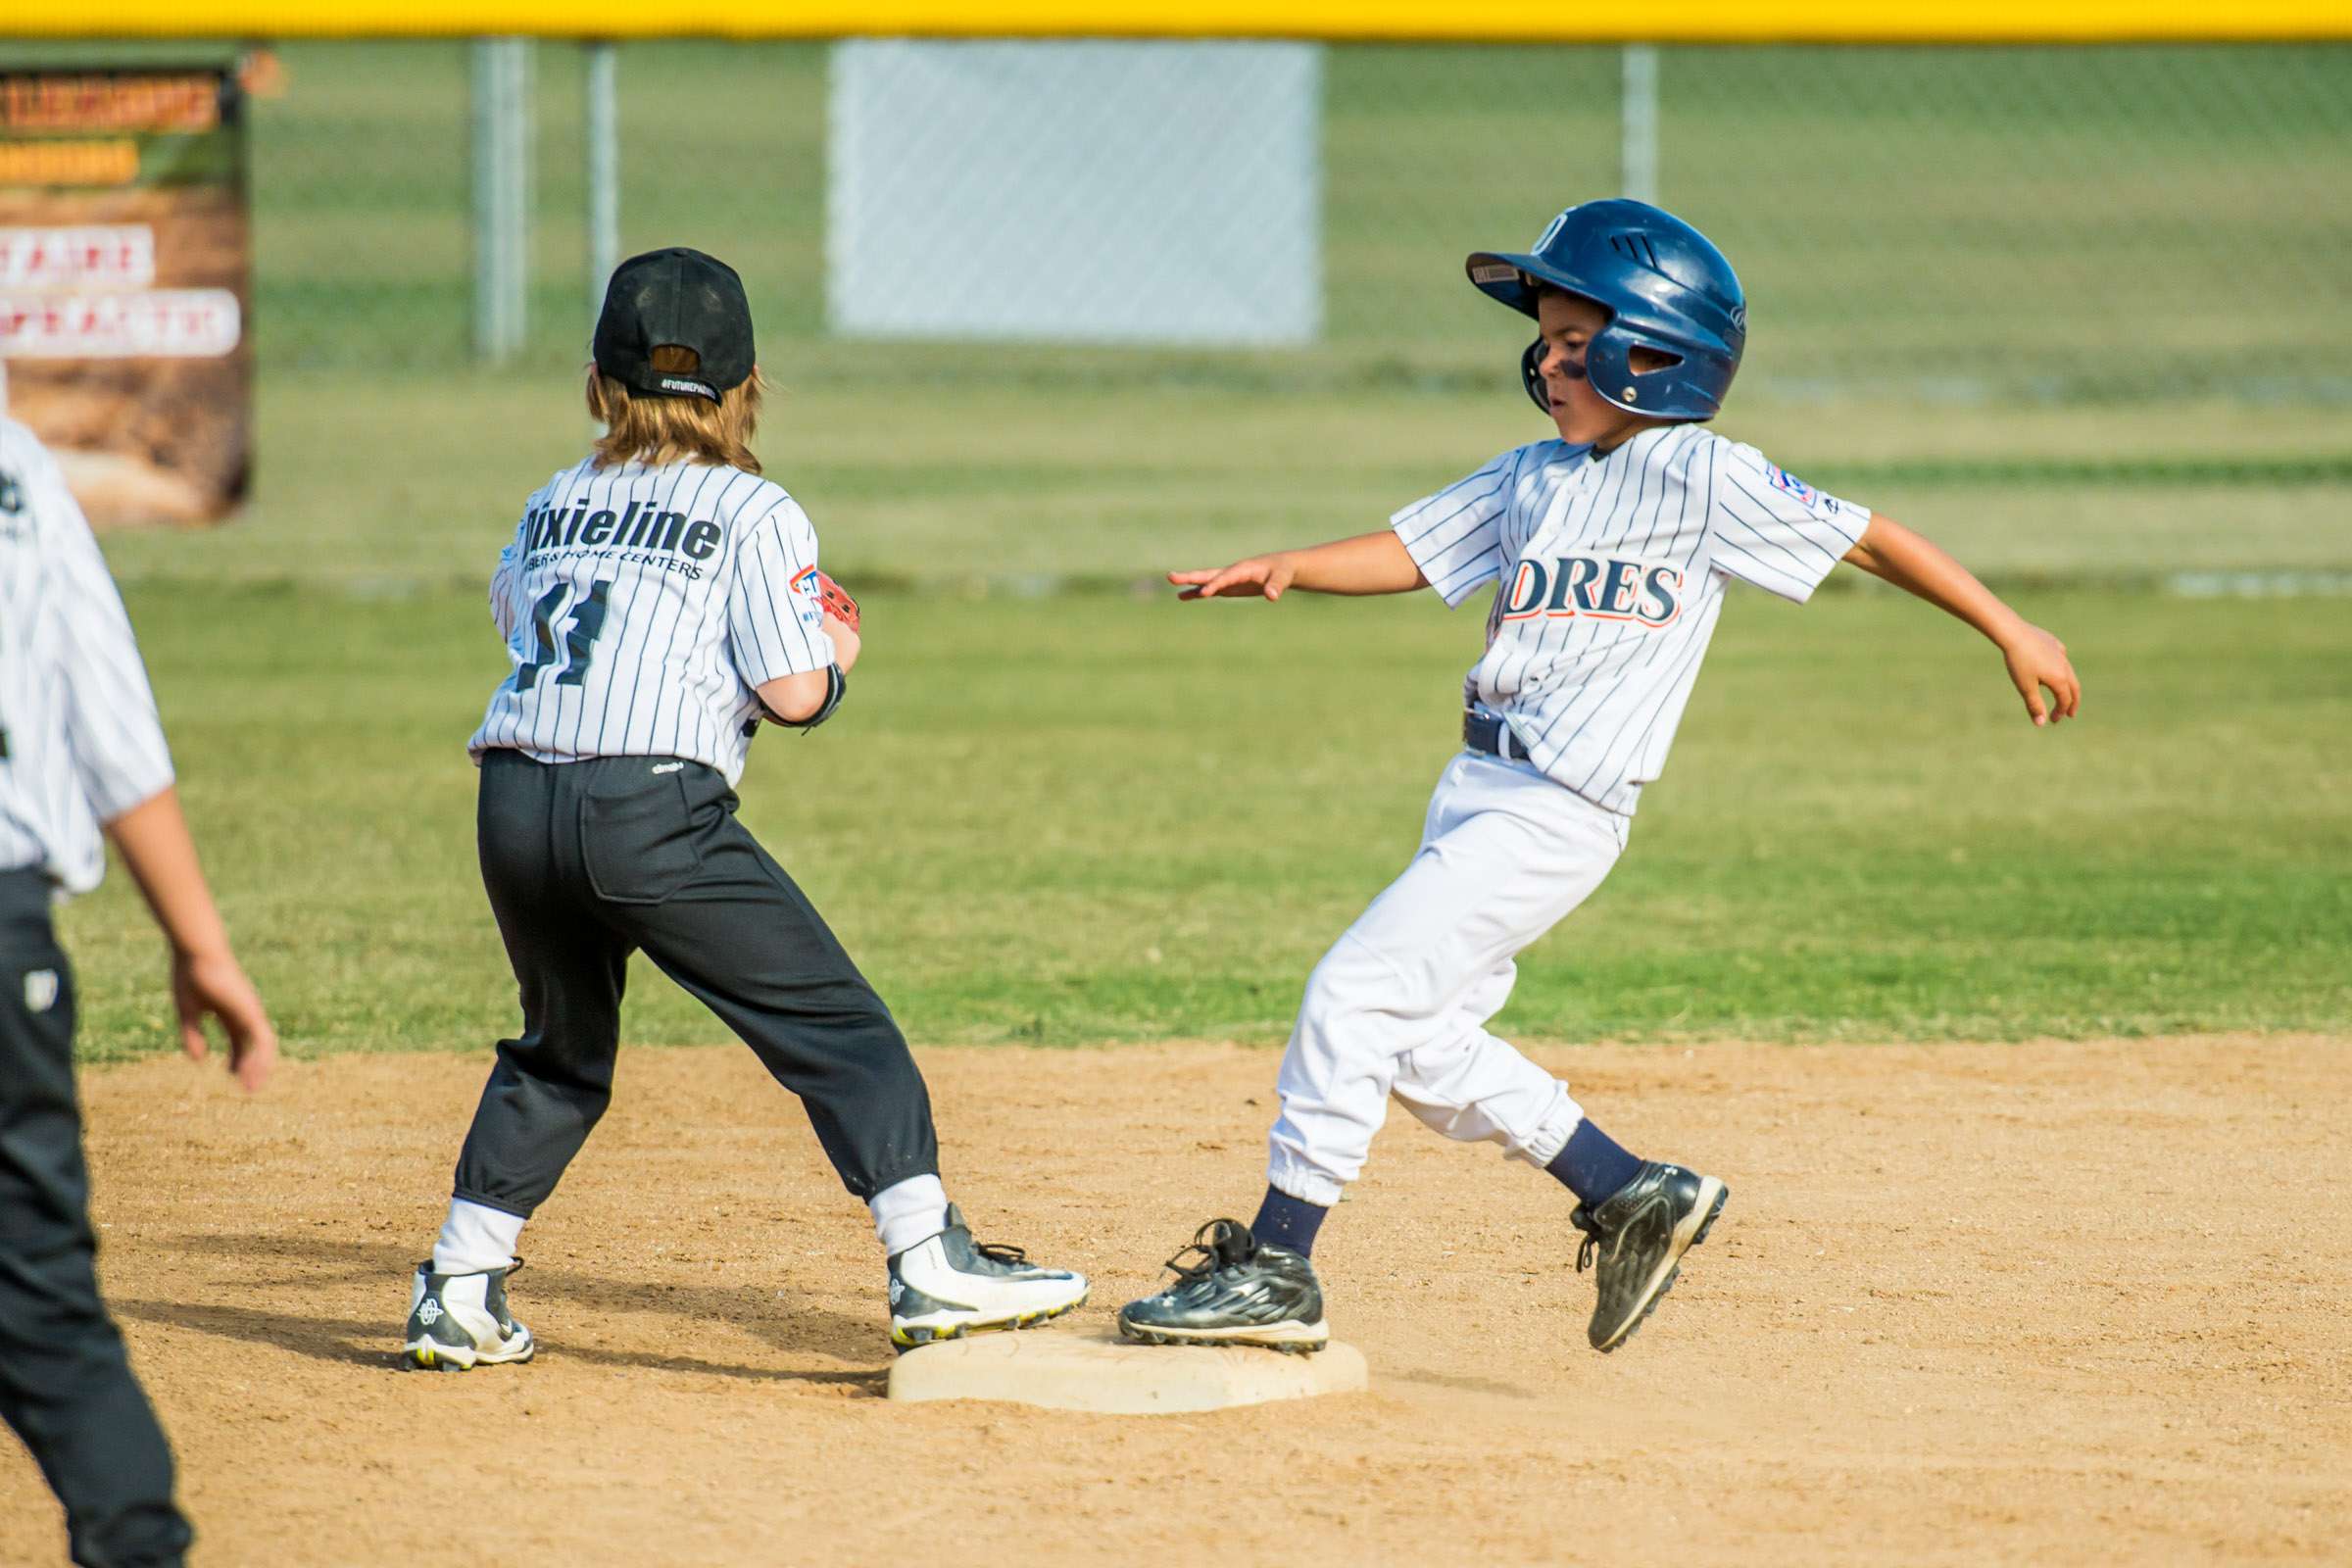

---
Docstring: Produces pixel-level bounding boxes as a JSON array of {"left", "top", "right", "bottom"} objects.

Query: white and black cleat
[
  {"left": 1117, "top": 1218, "right": 1330, "bottom": 1354},
  {"left": 1573, "top": 1161, "right": 1729, "bottom": 1353},
  {"left": 887, "top": 1204, "right": 1089, "bottom": 1349},
  {"left": 402, "top": 1258, "right": 536, "bottom": 1372}
]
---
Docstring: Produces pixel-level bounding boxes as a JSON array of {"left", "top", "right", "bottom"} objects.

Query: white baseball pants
[{"left": 1266, "top": 751, "right": 1630, "bottom": 1206}]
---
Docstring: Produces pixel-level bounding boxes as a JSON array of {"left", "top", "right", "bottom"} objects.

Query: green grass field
[{"left": 56, "top": 579, "right": 2351, "bottom": 1061}]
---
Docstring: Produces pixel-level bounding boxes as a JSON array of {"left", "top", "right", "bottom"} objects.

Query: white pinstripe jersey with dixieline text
[
  {"left": 468, "top": 457, "right": 837, "bottom": 785},
  {"left": 0, "top": 417, "right": 177, "bottom": 896},
  {"left": 1393, "top": 423, "right": 1869, "bottom": 816}
]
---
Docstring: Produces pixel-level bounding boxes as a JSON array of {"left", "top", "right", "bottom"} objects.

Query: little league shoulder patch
[
  {"left": 788, "top": 564, "right": 827, "bottom": 625},
  {"left": 1766, "top": 465, "right": 1821, "bottom": 507}
]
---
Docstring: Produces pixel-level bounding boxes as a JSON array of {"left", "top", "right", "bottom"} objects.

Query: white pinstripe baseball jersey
[
  {"left": 1393, "top": 423, "right": 1869, "bottom": 815},
  {"left": 0, "top": 417, "right": 177, "bottom": 897},
  {"left": 468, "top": 457, "right": 838, "bottom": 785}
]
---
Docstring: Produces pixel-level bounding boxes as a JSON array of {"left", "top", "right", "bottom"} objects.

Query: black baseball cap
[{"left": 592, "top": 247, "right": 755, "bottom": 403}]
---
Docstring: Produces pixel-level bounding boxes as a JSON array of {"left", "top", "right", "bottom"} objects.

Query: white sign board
[
  {"left": 828, "top": 41, "right": 1322, "bottom": 347},
  {"left": 0, "top": 226, "right": 157, "bottom": 290},
  {"left": 0, "top": 290, "right": 240, "bottom": 358}
]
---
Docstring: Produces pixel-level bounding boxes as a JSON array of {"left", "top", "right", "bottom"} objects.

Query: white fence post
[
  {"left": 471, "top": 37, "right": 532, "bottom": 364},
  {"left": 1621, "top": 44, "right": 1659, "bottom": 205},
  {"left": 584, "top": 40, "right": 619, "bottom": 332}
]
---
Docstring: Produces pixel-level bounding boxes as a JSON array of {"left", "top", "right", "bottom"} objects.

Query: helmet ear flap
[
  {"left": 1584, "top": 328, "right": 1640, "bottom": 416},
  {"left": 1520, "top": 337, "right": 1549, "bottom": 415}
]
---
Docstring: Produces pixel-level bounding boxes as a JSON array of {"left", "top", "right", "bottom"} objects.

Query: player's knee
[
  {"left": 1298, "top": 934, "right": 1438, "bottom": 1033},
  {"left": 1296, "top": 952, "right": 1364, "bottom": 1033},
  {"left": 492, "top": 1036, "right": 616, "bottom": 1103}
]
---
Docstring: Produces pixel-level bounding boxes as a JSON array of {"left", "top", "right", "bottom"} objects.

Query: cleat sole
[
  {"left": 1113, "top": 1316, "right": 1330, "bottom": 1354},
  {"left": 892, "top": 1288, "right": 1088, "bottom": 1351},
  {"left": 402, "top": 1339, "right": 534, "bottom": 1372}
]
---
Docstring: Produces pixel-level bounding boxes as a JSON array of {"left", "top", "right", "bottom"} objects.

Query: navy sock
[
  {"left": 1250, "top": 1187, "right": 1329, "bottom": 1257},
  {"left": 1546, "top": 1118, "right": 1645, "bottom": 1205}
]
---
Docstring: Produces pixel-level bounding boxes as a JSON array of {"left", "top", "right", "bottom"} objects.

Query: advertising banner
[{"left": 0, "top": 67, "right": 251, "bottom": 526}]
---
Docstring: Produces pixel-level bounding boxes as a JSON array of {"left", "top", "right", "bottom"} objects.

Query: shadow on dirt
[{"left": 122, "top": 1231, "right": 893, "bottom": 1390}]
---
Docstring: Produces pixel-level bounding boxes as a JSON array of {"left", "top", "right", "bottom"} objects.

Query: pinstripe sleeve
[
  {"left": 1706, "top": 440, "right": 1870, "bottom": 604},
  {"left": 38, "top": 452, "right": 175, "bottom": 821},
  {"left": 1390, "top": 449, "right": 1521, "bottom": 608},
  {"left": 488, "top": 494, "right": 538, "bottom": 641},
  {"left": 726, "top": 500, "right": 837, "bottom": 687}
]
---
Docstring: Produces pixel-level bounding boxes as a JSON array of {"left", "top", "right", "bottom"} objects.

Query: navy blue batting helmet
[{"left": 1466, "top": 199, "right": 1746, "bottom": 421}]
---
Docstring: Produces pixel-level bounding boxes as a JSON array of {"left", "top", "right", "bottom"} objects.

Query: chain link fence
[{"left": 190, "top": 40, "right": 2352, "bottom": 402}]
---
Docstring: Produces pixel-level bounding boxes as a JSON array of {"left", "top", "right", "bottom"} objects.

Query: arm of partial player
[
  {"left": 107, "top": 791, "right": 279, "bottom": 1090},
  {"left": 1168, "top": 530, "right": 1427, "bottom": 601},
  {"left": 41, "top": 448, "right": 277, "bottom": 1090},
  {"left": 1841, "top": 513, "right": 2082, "bottom": 727}
]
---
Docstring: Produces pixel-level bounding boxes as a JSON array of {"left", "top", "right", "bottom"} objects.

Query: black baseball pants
[
  {"left": 0, "top": 870, "right": 191, "bottom": 1568},
  {"left": 454, "top": 752, "right": 939, "bottom": 1216}
]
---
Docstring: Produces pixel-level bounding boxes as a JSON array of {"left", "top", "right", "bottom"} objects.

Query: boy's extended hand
[
  {"left": 2002, "top": 622, "right": 2082, "bottom": 727},
  {"left": 1169, "top": 554, "right": 1298, "bottom": 602}
]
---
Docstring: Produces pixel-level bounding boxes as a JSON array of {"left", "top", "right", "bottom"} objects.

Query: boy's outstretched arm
[
  {"left": 1170, "top": 530, "right": 1427, "bottom": 602},
  {"left": 1843, "top": 514, "right": 2082, "bottom": 727}
]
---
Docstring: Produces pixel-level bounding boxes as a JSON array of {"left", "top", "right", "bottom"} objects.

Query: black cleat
[
  {"left": 1572, "top": 1162, "right": 1729, "bottom": 1353},
  {"left": 1117, "top": 1218, "right": 1330, "bottom": 1353}
]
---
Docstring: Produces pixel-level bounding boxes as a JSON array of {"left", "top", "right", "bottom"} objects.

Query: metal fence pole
[
  {"left": 470, "top": 37, "right": 532, "bottom": 364},
  {"left": 584, "top": 41, "right": 619, "bottom": 332},
  {"left": 1621, "top": 44, "right": 1659, "bottom": 205}
]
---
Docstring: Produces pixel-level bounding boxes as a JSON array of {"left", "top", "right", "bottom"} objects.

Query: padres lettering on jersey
[
  {"left": 0, "top": 417, "right": 177, "bottom": 896},
  {"left": 468, "top": 457, "right": 836, "bottom": 785},
  {"left": 1393, "top": 424, "right": 1868, "bottom": 815}
]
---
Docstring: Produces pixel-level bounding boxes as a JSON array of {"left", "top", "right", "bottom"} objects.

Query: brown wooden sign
[{"left": 0, "top": 66, "right": 251, "bottom": 527}]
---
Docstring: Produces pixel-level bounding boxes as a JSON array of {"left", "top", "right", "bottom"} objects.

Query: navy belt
[
  {"left": 1462, "top": 710, "right": 1534, "bottom": 763},
  {"left": 0, "top": 866, "right": 55, "bottom": 921}
]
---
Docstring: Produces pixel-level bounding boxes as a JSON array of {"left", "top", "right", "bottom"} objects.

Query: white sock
[
  {"left": 432, "top": 1197, "right": 526, "bottom": 1276},
  {"left": 869, "top": 1174, "right": 950, "bottom": 1258}
]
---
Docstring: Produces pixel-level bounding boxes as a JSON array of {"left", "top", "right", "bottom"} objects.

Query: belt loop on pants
[{"left": 1462, "top": 710, "right": 1530, "bottom": 763}]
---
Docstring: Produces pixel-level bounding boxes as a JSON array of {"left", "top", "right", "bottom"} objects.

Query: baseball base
[{"left": 887, "top": 1329, "right": 1368, "bottom": 1415}]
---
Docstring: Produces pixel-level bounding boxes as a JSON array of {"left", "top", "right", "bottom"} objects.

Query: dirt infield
[{"left": 5, "top": 1038, "right": 2346, "bottom": 1566}]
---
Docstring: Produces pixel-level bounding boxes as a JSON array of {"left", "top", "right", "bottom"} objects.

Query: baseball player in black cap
[{"left": 402, "top": 248, "right": 1088, "bottom": 1367}]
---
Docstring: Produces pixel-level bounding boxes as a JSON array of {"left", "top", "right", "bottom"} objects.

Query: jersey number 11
[{"left": 516, "top": 579, "right": 613, "bottom": 690}]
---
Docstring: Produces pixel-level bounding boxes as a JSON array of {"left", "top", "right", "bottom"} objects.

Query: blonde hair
[{"left": 585, "top": 345, "right": 764, "bottom": 472}]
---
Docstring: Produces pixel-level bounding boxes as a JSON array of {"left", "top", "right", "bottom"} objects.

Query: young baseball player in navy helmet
[
  {"left": 1120, "top": 199, "right": 2082, "bottom": 1355},
  {"left": 403, "top": 248, "right": 1087, "bottom": 1367}
]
